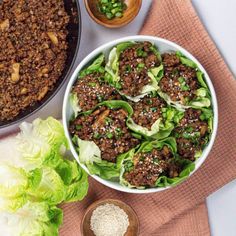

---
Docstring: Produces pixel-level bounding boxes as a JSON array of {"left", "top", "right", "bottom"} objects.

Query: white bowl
[{"left": 63, "top": 35, "right": 218, "bottom": 194}]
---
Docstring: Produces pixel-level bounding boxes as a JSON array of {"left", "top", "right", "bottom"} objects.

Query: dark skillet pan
[{"left": 0, "top": 0, "right": 81, "bottom": 128}]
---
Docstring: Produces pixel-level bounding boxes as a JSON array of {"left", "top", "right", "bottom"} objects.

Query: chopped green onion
[
  {"left": 150, "top": 107, "right": 157, "bottom": 112},
  {"left": 76, "top": 125, "right": 82, "bottom": 130},
  {"left": 105, "top": 117, "right": 113, "bottom": 125},
  {"left": 115, "top": 12, "right": 123, "bottom": 18},
  {"left": 97, "top": 94, "right": 104, "bottom": 102},
  {"left": 181, "top": 85, "right": 190, "bottom": 91},
  {"left": 98, "top": 0, "right": 127, "bottom": 20},
  {"left": 153, "top": 158, "right": 159, "bottom": 164},
  {"left": 178, "top": 77, "right": 185, "bottom": 83},
  {"left": 106, "top": 132, "right": 113, "bottom": 139},
  {"left": 88, "top": 82, "right": 97, "bottom": 87},
  {"left": 115, "top": 127, "right": 121, "bottom": 133},
  {"left": 125, "top": 65, "right": 131, "bottom": 73},
  {"left": 93, "top": 132, "right": 102, "bottom": 139},
  {"left": 137, "top": 63, "right": 145, "bottom": 68}
]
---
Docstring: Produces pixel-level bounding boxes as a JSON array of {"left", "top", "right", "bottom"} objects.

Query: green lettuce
[
  {"left": 0, "top": 165, "right": 41, "bottom": 198},
  {"left": 56, "top": 160, "right": 89, "bottom": 202},
  {"left": 120, "top": 137, "right": 195, "bottom": 189},
  {"left": 155, "top": 158, "right": 195, "bottom": 187},
  {"left": 127, "top": 101, "right": 184, "bottom": 140},
  {"left": 0, "top": 195, "right": 27, "bottom": 213},
  {"left": 0, "top": 202, "right": 63, "bottom": 236},
  {"left": 28, "top": 167, "right": 65, "bottom": 205},
  {"left": 70, "top": 93, "right": 82, "bottom": 118},
  {"left": 157, "top": 51, "right": 211, "bottom": 111},
  {"left": 1, "top": 117, "right": 68, "bottom": 171},
  {"left": 0, "top": 117, "right": 88, "bottom": 235},
  {"left": 105, "top": 42, "right": 161, "bottom": 99},
  {"left": 105, "top": 42, "right": 135, "bottom": 85},
  {"left": 71, "top": 101, "right": 134, "bottom": 180},
  {"left": 79, "top": 53, "right": 105, "bottom": 78}
]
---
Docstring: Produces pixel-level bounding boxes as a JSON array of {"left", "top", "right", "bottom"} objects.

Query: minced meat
[
  {"left": 131, "top": 95, "right": 166, "bottom": 129},
  {"left": 72, "top": 73, "right": 121, "bottom": 112},
  {"left": 159, "top": 53, "right": 200, "bottom": 104},
  {"left": 0, "top": 0, "right": 69, "bottom": 121},
  {"left": 174, "top": 108, "right": 209, "bottom": 161},
  {"left": 123, "top": 146, "right": 181, "bottom": 187},
  {"left": 70, "top": 106, "right": 140, "bottom": 162},
  {"left": 119, "top": 41, "right": 160, "bottom": 97}
]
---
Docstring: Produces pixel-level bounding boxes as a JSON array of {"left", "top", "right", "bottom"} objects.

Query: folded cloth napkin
[{"left": 60, "top": 0, "right": 236, "bottom": 235}]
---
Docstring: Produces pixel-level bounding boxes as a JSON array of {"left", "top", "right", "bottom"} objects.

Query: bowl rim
[
  {"left": 0, "top": 0, "right": 82, "bottom": 129},
  {"left": 83, "top": 0, "right": 142, "bottom": 28},
  {"left": 63, "top": 35, "right": 218, "bottom": 194}
]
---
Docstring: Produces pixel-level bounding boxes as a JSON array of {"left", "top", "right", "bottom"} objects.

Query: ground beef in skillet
[
  {"left": 119, "top": 41, "right": 160, "bottom": 97},
  {"left": 123, "top": 146, "right": 182, "bottom": 187},
  {"left": 0, "top": 0, "right": 69, "bottom": 121},
  {"left": 159, "top": 53, "right": 200, "bottom": 104},
  {"left": 72, "top": 73, "right": 121, "bottom": 111},
  {"left": 174, "top": 108, "right": 209, "bottom": 161},
  {"left": 70, "top": 106, "right": 140, "bottom": 162},
  {"left": 131, "top": 95, "right": 166, "bottom": 129}
]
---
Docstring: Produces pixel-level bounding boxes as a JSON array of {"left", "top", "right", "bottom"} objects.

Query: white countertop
[{"left": 1, "top": 0, "right": 236, "bottom": 235}]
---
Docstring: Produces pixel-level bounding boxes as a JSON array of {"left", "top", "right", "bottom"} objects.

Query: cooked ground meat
[
  {"left": 131, "top": 95, "right": 166, "bottom": 129},
  {"left": 0, "top": 0, "right": 69, "bottom": 121},
  {"left": 72, "top": 73, "right": 121, "bottom": 111},
  {"left": 119, "top": 41, "right": 160, "bottom": 97},
  {"left": 70, "top": 106, "right": 140, "bottom": 162},
  {"left": 123, "top": 146, "right": 181, "bottom": 187},
  {"left": 174, "top": 108, "right": 209, "bottom": 161},
  {"left": 159, "top": 53, "right": 200, "bottom": 104}
]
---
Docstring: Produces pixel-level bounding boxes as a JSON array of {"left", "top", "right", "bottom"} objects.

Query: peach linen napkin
[{"left": 60, "top": 0, "right": 236, "bottom": 235}]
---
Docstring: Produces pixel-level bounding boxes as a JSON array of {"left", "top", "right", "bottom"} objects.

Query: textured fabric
[
  {"left": 0, "top": 0, "right": 234, "bottom": 235},
  {"left": 60, "top": 0, "right": 236, "bottom": 235}
]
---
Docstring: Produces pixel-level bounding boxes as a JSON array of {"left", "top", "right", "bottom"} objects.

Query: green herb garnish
[
  {"left": 137, "top": 48, "right": 147, "bottom": 57},
  {"left": 97, "top": 94, "right": 104, "bottom": 102},
  {"left": 105, "top": 117, "right": 113, "bottom": 125},
  {"left": 150, "top": 107, "right": 157, "bottom": 112},
  {"left": 106, "top": 132, "right": 113, "bottom": 139},
  {"left": 88, "top": 82, "right": 97, "bottom": 87},
  {"left": 178, "top": 77, "right": 185, "bottom": 83},
  {"left": 137, "top": 63, "right": 145, "bottom": 68},
  {"left": 98, "top": 0, "right": 127, "bottom": 20},
  {"left": 93, "top": 132, "right": 102, "bottom": 139},
  {"left": 125, "top": 161, "right": 134, "bottom": 172},
  {"left": 75, "top": 125, "right": 83, "bottom": 130},
  {"left": 125, "top": 65, "right": 131, "bottom": 73}
]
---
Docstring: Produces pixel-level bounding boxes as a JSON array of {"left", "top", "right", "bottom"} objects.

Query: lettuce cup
[{"left": 120, "top": 138, "right": 194, "bottom": 189}]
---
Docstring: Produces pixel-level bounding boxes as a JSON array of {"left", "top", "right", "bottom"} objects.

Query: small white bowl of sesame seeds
[{"left": 81, "top": 199, "right": 139, "bottom": 236}]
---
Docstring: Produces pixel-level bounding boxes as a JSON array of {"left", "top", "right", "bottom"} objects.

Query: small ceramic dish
[
  {"left": 81, "top": 199, "right": 139, "bottom": 236},
  {"left": 84, "top": 0, "right": 142, "bottom": 28}
]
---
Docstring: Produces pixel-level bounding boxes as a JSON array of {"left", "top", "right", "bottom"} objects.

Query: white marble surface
[{"left": 1, "top": 0, "right": 236, "bottom": 235}]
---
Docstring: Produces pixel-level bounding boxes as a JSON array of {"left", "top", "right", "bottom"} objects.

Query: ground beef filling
[
  {"left": 174, "top": 108, "right": 208, "bottom": 161},
  {"left": 131, "top": 95, "right": 166, "bottom": 129},
  {"left": 70, "top": 106, "right": 140, "bottom": 162},
  {"left": 159, "top": 53, "right": 200, "bottom": 104},
  {"left": 119, "top": 41, "right": 160, "bottom": 97},
  {"left": 0, "top": 0, "right": 69, "bottom": 121},
  {"left": 72, "top": 73, "right": 121, "bottom": 111},
  {"left": 124, "top": 146, "right": 181, "bottom": 187}
]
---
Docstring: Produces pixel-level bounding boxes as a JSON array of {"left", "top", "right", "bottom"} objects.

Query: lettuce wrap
[
  {"left": 158, "top": 51, "right": 211, "bottom": 111},
  {"left": 119, "top": 137, "right": 195, "bottom": 189}
]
